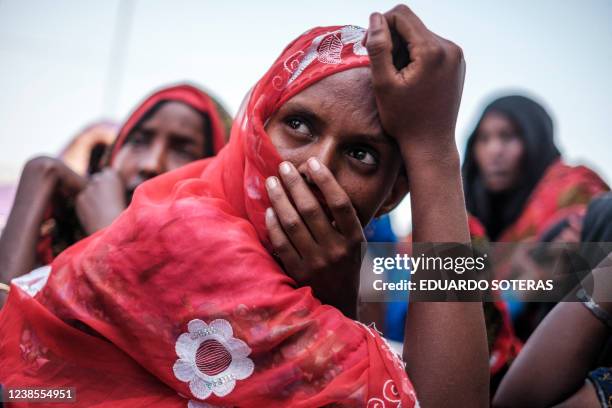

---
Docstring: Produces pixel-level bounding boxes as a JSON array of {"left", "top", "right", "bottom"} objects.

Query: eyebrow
[
  {"left": 351, "top": 131, "right": 394, "bottom": 147},
  {"left": 168, "top": 133, "right": 198, "bottom": 145},
  {"left": 281, "top": 100, "right": 393, "bottom": 146}
]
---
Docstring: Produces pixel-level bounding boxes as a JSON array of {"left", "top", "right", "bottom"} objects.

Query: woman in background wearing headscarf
[
  {"left": 462, "top": 95, "right": 609, "bottom": 340},
  {"left": 0, "top": 84, "right": 227, "bottom": 305},
  {"left": 463, "top": 95, "right": 608, "bottom": 243}
]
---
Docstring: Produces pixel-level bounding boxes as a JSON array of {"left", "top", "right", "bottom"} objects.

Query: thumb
[{"left": 366, "top": 12, "right": 396, "bottom": 91}]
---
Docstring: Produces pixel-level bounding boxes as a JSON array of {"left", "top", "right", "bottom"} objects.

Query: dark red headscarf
[
  {"left": 1, "top": 27, "right": 417, "bottom": 407},
  {"left": 109, "top": 84, "right": 227, "bottom": 164}
]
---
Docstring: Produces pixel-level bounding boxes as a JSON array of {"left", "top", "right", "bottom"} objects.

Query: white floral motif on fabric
[
  {"left": 173, "top": 319, "right": 254, "bottom": 400},
  {"left": 367, "top": 379, "right": 420, "bottom": 408},
  {"left": 287, "top": 25, "right": 367, "bottom": 84}
]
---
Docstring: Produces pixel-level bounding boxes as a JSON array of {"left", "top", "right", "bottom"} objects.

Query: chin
[{"left": 485, "top": 182, "right": 512, "bottom": 193}]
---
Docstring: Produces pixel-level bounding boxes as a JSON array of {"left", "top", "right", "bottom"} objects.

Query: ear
[{"left": 375, "top": 167, "right": 409, "bottom": 218}]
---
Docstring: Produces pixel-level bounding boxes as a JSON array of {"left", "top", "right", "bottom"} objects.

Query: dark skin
[
  {"left": 493, "top": 260, "right": 612, "bottom": 408},
  {"left": 111, "top": 101, "right": 207, "bottom": 203},
  {"left": 266, "top": 5, "right": 489, "bottom": 407},
  {"left": 265, "top": 68, "right": 406, "bottom": 319},
  {"left": 77, "top": 101, "right": 207, "bottom": 232},
  {"left": 0, "top": 101, "right": 208, "bottom": 305},
  {"left": 474, "top": 111, "right": 524, "bottom": 193}
]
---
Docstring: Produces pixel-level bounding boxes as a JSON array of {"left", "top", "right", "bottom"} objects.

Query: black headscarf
[{"left": 462, "top": 95, "right": 561, "bottom": 240}]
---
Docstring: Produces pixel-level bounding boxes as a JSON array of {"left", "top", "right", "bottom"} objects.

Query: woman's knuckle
[
  {"left": 310, "top": 257, "right": 326, "bottom": 272},
  {"left": 446, "top": 41, "right": 464, "bottom": 61},
  {"left": 299, "top": 203, "right": 319, "bottom": 218},
  {"left": 367, "top": 36, "right": 389, "bottom": 57},
  {"left": 391, "top": 4, "right": 410, "bottom": 14},
  {"left": 283, "top": 172, "right": 302, "bottom": 188},
  {"left": 26, "top": 156, "right": 56, "bottom": 173},
  {"left": 277, "top": 242, "right": 292, "bottom": 253},
  {"left": 428, "top": 44, "right": 446, "bottom": 63},
  {"left": 331, "top": 198, "right": 352, "bottom": 213},
  {"left": 283, "top": 217, "right": 301, "bottom": 233},
  {"left": 330, "top": 247, "right": 348, "bottom": 263}
]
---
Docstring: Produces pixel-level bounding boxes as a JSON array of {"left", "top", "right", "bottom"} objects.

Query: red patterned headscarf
[{"left": 0, "top": 26, "right": 417, "bottom": 407}]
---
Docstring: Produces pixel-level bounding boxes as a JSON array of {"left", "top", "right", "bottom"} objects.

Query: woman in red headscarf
[
  {"left": 0, "top": 84, "right": 228, "bottom": 304},
  {"left": 0, "top": 6, "right": 489, "bottom": 407}
]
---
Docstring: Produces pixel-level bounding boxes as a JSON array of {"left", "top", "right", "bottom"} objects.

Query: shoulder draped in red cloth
[
  {"left": 498, "top": 160, "right": 609, "bottom": 242},
  {"left": 1, "top": 27, "right": 417, "bottom": 408}
]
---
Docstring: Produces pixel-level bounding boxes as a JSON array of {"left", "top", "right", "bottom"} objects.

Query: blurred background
[{"left": 0, "top": 0, "right": 610, "bottom": 235}]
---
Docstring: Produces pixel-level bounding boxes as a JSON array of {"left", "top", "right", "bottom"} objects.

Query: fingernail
[
  {"left": 266, "top": 176, "right": 278, "bottom": 189},
  {"left": 266, "top": 207, "right": 274, "bottom": 220},
  {"left": 308, "top": 158, "right": 321, "bottom": 172},
  {"left": 280, "top": 162, "right": 292, "bottom": 175}
]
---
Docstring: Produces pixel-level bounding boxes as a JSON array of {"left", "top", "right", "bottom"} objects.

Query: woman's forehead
[
  {"left": 303, "top": 67, "right": 371, "bottom": 95},
  {"left": 283, "top": 68, "right": 378, "bottom": 122}
]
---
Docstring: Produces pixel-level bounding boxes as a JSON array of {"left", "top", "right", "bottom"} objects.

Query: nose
[
  {"left": 138, "top": 138, "right": 167, "bottom": 178},
  {"left": 296, "top": 138, "right": 337, "bottom": 179},
  {"left": 484, "top": 137, "right": 505, "bottom": 160}
]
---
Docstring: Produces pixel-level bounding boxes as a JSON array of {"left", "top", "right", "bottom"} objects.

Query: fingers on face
[
  {"left": 265, "top": 207, "right": 302, "bottom": 274},
  {"left": 265, "top": 160, "right": 364, "bottom": 261},
  {"left": 304, "top": 158, "right": 364, "bottom": 243},
  {"left": 265, "top": 173, "right": 317, "bottom": 256},
  {"left": 277, "top": 161, "right": 336, "bottom": 240}
]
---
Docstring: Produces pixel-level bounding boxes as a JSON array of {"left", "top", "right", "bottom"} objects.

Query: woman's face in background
[
  {"left": 265, "top": 68, "right": 406, "bottom": 226},
  {"left": 474, "top": 111, "right": 524, "bottom": 193},
  {"left": 112, "top": 101, "right": 208, "bottom": 202}
]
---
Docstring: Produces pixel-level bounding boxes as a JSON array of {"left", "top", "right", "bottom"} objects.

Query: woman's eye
[
  {"left": 500, "top": 132, "right": 519, "bottom": 143},
  {"left": 285, "top": 117, "right": 311, "bottom": 137},
  {"left": 174, "top": 147, "right": 199, "bottom": 160},
  {"left": 348, "top": 148, "right": 378, "bottom": 166},
  {"left": 475, "top": 132, "right": 489, "bottom": 144},
  {"left": 128, "top": 131, "right": 151, "bottom": 146}
]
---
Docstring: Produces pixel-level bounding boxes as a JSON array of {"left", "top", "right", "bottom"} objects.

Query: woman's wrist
[
  {"left": 399, "top": 138, "right": 460, "bottom": 172},
  {"left": 577, "top": 289, "right": 612, "bottom": 329},
  {"left": 15, "top": 159, "right": 60, "bottom": 220}
]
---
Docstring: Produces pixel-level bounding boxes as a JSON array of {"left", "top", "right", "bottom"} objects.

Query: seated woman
[
  {"left": 462, "top": 95, "right": 609, "bottom": 340},
  {"left": 463, "top": 95, "right": 608, "bottom": 243},
  {"left": 0, "top": 84, "right": 228, "bottom": 305},
  {"left": 493, "top": 195, "right": 612, "bottom": 407},
  {"left": 0, "top": 6, "right": 488, "bottom": 407}
]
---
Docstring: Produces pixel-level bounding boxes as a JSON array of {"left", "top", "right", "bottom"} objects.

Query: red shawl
[
  {"left": 1, "top": 27, "right": 416, "bottom": 408},
  {"left": 498, "top": 160, "right": 609, "bottom": 242}
]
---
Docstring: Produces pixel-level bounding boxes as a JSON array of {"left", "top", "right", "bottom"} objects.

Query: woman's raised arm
[
  {"left": 0, "top": 157, "right": 85, "bottom": 306},
  {"left": 366, "top": 6, "right": 489, "bottom": 407}
]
